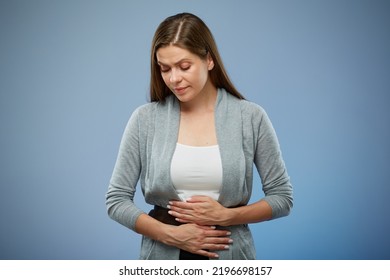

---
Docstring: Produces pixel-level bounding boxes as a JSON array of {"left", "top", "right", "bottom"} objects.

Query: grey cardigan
[{"left": 106, "top": 88, "right": 293, "bottom": 259}]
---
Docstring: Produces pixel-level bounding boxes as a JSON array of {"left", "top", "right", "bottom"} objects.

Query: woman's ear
[{"left": 207, "top": 53, "right": 215, "bottom": 71}]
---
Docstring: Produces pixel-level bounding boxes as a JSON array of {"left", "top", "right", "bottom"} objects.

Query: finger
[
  {"left": 194, "top": 249, "right": 220, "bottom": 259},
  {"left": 175, "top": 217, "right": 216, "bottom": 226},
  {"left": 168, "top": 200, "right": 192, "bottom": 209},
  {"left": 167, "top": 206, "right": 193, "bottom": 216},
  {"left": 205, "top": 237, "right": 234, "bottom": 245},
  {"left": 174, "top": 217, "right": 192, "bottom": 224},
  {"left": 168, "top": 210, "right": 193, "bottom": 221},
  {"left": 203, "top": 243, "right": 231, "bottom": 252},
  {"left": 204, "top": 229, "right": 232, "bottom": 237},
  {"left": 200, "top": 240, "right": 233, "bottom": 255}
]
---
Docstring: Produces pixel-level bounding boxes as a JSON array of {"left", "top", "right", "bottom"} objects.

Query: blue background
[{"left": 1, "top": 0, "right": 389, "bottom": 260}]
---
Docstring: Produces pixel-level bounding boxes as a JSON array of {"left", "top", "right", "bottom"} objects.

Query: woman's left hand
[{"left": 168, "top": 196, "right": 231, "bottom": 226}]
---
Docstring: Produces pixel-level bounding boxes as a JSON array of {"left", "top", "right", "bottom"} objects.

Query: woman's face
[{"left": 156, "top": 45, "right": 214, "bottom": 103}]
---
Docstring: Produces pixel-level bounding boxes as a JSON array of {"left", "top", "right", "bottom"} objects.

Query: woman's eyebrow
[{"left": 157, "top": 58, "right": 191, "bottom": 67}]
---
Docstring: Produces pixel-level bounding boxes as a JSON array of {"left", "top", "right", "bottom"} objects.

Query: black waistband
[{"left": 148, "top": 205, "right": 181, "bottom": 226}]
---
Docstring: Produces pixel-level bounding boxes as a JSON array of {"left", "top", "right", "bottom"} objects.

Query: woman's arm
[
  {"left": 106, "top": 108, "right": 144, "bottom": 231},
  {"left": 253, "top": 107, "right": 293, "bottom": 219},
  {"left": 167, "top": 196, "right": 272, "bottom": 226}
]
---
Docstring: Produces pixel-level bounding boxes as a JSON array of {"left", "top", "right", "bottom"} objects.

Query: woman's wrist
[
  {"left": 219, "top": 200, "right": 273, "bottom": 226},
  {"left": 135, "top": 214, "right": 176, "bottom": 246},
  {"left": 219, "top": 207, "right": 236, "bottom": 227},
  {"left": 156, "top": 223, "right": 176, "bottom": 245}
]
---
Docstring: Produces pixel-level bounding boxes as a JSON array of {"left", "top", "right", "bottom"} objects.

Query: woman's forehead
[{"left": 156, "top": 45, "right": 197, "bottom": 65}]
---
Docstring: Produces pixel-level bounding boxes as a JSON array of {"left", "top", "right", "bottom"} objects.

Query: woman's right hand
[{"left": 162, "top": 223, "right": 233, "bottom": 258}]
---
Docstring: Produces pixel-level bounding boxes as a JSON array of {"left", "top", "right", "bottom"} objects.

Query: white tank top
[{"left": 170, "top": 143, "right": 222, "bottom": 201}]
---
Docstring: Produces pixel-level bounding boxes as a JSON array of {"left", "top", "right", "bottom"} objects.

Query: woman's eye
[
  {"left": 160, "top": 67, "right": 170, "bottom": 73},
  {"left": 159, "top": 64, "right": 190, "bottom": 73}
]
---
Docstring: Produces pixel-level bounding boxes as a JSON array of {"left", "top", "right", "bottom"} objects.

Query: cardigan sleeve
[
  {"left": 253, "top": 107, "right": 293, "bottom": 219},
  {"left": 106, "top": 107, "right": 145, "bottom": 231}
]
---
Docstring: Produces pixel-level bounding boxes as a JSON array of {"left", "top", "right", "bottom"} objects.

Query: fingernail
[
  {"left": 229, "top": 239, "right": 233, "bottom": 243},
  {"left": 214, "top": 254, "right": 219, "bottom": 258},
  {"left": 226, "top": 231, "right": 231, "bottom": 236},
  {"left": 168, "top": 211, "right": 172, "bottom": 215},
  {"left": 168, "top": 201, "right": 173, "bottom": 205},
  {"left": 224, "top": 245, "right": 230, "bottom": 249},
  {"left": 210, "top": 226, "right": 216, "bottom": 229},
  {"left": 166, "top": 204, "right": 171, "bottom": 209}
]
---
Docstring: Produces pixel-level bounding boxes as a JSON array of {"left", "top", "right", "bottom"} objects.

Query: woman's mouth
[{"left": 174, "top": 86, "right": 188, "bottom": 94}]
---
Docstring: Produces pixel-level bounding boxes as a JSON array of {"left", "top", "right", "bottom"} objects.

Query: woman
[{"left": 106, "top": 12, "right": 293, "bottom": 260}]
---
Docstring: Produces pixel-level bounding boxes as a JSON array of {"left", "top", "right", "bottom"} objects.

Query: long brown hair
[{"left": 150, "top": 13, "right": 245, "bottom": 102}]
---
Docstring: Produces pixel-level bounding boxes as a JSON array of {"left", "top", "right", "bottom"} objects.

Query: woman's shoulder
[
  {"left": 132, "top": 102, "right": 155, "bottom": 114},
  {"left": 135, "top": 94, "right": 176, "bottom": 112},
  {"left": 130, "top": 96, "right": 176, "bottom": 124},
  {"left": 122, "top": 103, "right": 155, "bottom": 130},
  {"left": 220, "top": 88, "right": 267, "bottom": 122},
  {"left": 237, "top": 98, "right": 275, "bottom": 136},
  {"left": 238, "top": 98, "right": 267, "bottom": 122},
  {"left": 239, "top": 98, "right": 265, "bottom": 112},
  {"left": 130, "top": 101, "right": 160, "bottom": 118}
]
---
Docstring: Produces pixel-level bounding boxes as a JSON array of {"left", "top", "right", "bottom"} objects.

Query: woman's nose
[{"left": 169, "top": 69, "right": 182, "bottom": 83}]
